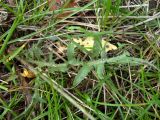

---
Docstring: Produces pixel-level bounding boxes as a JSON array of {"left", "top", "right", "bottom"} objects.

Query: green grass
[{"left": 0, "top": 0, "right": 160, "bottom": 119}]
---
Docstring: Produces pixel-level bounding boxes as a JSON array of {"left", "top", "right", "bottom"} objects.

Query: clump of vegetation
[{"left": 0, "top": 0, "right": 160, "bottom": 119}]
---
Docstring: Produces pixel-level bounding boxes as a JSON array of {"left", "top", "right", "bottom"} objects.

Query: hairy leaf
[
  {"left": 67, "top": 42, "right": 76, "bottom": 61},
  {"left": 73, "top": 64, "right": 92, "bottom": 87}
]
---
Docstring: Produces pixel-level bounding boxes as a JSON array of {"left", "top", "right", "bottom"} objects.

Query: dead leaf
[
  {"left": 0, "top": 10, "right": 8, "bottom": 22},
  {"left": 73, "top": 38, "right": 83, "bottom": 45},
  {"left": 55, "top": 42, "right": 67, "bottom": 54},
  {"left": 102, "top": 40, "right": 118, "bottom": 52},
  {"left": 48, "top": 0, "right": 77, "bottom": 18},
  {"left": 21, "top": 68, "right": 35, "bottom": 78},
  {"left": 7, "top": 0, "right": 15, "bottom": 6},
  {"left": 48, "top": 0, "right": 76, "bottom": 11},
  {"left": 73, "top": 37, "right": 117, "bottom": 52}
]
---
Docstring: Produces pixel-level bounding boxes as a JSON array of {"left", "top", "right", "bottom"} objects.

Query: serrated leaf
[
  {"left": 88, "top": 53, "right": 158, "bottom": 70},
  {"left": 68, "top": 59, "right": 83, "bottom": 66},
  {"left": 73, "top": 64, "right": 92, "bottom": 87},
  {"left": 48, "top": 63, "right": 68, "bottom": 72}
]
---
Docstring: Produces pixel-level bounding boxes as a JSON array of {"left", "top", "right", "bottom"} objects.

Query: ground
[{"left": 0, "top": 0, "right": 160, "bottom": 119}]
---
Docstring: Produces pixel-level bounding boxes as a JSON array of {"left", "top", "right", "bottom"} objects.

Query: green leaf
[
  {"left": 48, "top": 63, "right": 68, "bottom": 72},
  {"left": 88, "top": 53, "right": 158, "bottom": 70},
  {"left": 73, "top": 64, "right": 92, "bottom": 87},
  {"left": 101, "top": 0, "right": 112, "bottom": 26},
  {"left": 92, "top": 36, "right": 102, "bottom": 58},
  {"left": 0, "top": 43, "right": 26, "bottom": 64},
  {"left": 0, "top": 85, "right": 8, "bottom": 91},
  {"left": 95, "top": 63, "right": 105, "bottom": 79},
  {"left": 7, "top": 43, "right": 26, "bottom": 61},
  {"left": 0, "top": 15, "right": 21, "bottom": 56},
  {"left": 67, "top": 42, "right": 76, "bottom": 61}
]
